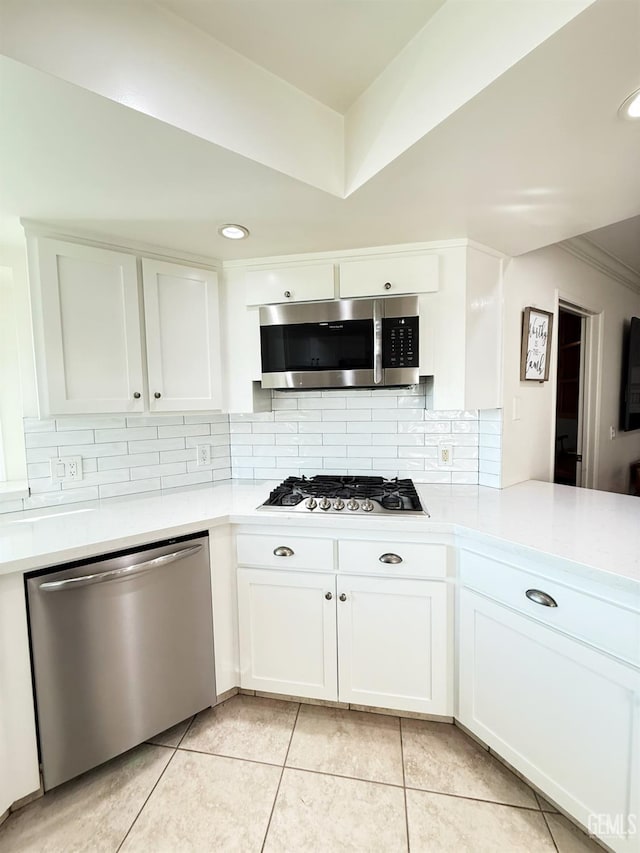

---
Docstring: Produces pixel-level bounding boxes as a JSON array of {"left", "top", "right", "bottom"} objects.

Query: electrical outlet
[
  {"left": 50, "top": 456, "right": 83, "bottom": 482},
  {"left": 610, "top": 426, "right": 616, "bottom": 440},
  {"left": 197, "top": 444, "right": 211, "bottom": 466},
  {"left": 440, "top": 444, "right": 453, "bottom": 466}
]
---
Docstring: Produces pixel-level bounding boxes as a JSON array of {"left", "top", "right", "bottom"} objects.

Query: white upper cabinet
[
  {"left": 29, "top": 236, "right": 222, "bottom": 415},
  {"left": 245, "top": 263, "right": 334, "bottom": 306},
  {"left": 33, "top": 238, "right": 145, "bottom": 414},
  {"left": 339, "top": 254, "right": 439, "bottom": 299},
  {"left": 142, "top": 259, "right": 221, "bottom": 411}
]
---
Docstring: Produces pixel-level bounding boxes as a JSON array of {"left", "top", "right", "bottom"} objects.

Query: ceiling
[
  {"left": 581, "top": 216, "right": 640, "bottom": 276},
  {"left": 0, "top": 0, "right": 639, "bottom": 266},
  {"left": 158, "top": 0, "right": 446, "bottom": 113}
]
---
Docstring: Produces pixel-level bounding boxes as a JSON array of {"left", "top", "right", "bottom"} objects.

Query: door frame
[{"left": 551, "top": 291, "right": 603, "bottom": 490}]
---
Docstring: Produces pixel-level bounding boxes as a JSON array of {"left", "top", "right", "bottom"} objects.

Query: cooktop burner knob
[
  {"left": 333, "top": 498, "right": 345, "bottom": 511},
  {"left": 319, "top": 497, "right": 331, "bottom": 511},
  {"left": 305, "top": 498, "right": 317, "bottom": 510},
  {"left": 361, "top": 498, "right": 374, "bottom": 512},
  {"left": 347, "top": 498, "right": 359, "bottom": 511}
]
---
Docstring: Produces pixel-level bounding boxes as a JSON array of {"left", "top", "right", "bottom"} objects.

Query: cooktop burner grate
[{"left": 260, "top": 475, "right": 426, "bottom": 515}]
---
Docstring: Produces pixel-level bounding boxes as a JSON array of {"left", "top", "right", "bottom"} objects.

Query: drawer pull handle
[
  {"left": 325, "top": 592, "right": 333, "bottom": 600},
  {"left": 526, "top": 589, "right": 557, "bottom": 608},
  {"left": 273, "top": 546, "right": 294, "bottom": 557},
  {"left": 339, "top": 593, "right": 347, "bottom": 602},
  {"left": 379, "top": 553, "right": 403, "bottom": 564}
]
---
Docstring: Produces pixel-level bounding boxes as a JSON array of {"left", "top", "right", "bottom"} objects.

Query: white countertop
[{"left": 0, "top": 479, "right": 639, "bottom": 593}]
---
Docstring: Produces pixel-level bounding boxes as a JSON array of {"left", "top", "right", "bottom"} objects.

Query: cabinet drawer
[
  {"left": 338, "top": 540, "right": 448, "bottom": 578},
  {"left": 339, "top": 254, "right": 439, "bottom": 299},
  {"left": 245, "top": 264, "right": 335, "bottom": 306},
  {"left": 460, "top": 551, "right": 640, "bottom": 666},
  {"left": 236, "top": 534, "right": 334, "bottom": 571}
]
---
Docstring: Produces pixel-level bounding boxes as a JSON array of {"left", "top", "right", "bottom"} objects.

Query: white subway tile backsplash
[
  {"left": 252, "top": 422, "right": 297, "bottom": 434},
  {"left": 126, "top": 415, "right": 185, "bottom": 427},
  {"left": 95, "top": 427, "right": 157, "bottom": 444},
  {"left": 65, "top": 442, "right": 129, "bottom": 458},
  {"left": 347, "top": 421, "right": 397, "bottom": 434},
  {"left": 27, "top": 462, "right": 53, "bottom": 479},
  {"left": 299, "top": 445, "right": 346, "bottom": 458},
  {"left": 322, "top": 410, "right": 370, "bottom": 422},
  {"left": 299, "top": 421, "right": 345, "bottom": 433},
  {"left": 14, "top": 391, "right": 501, "bottom": 514},
  {"left": 272, "top": 397, "right": 298, "bottom": 411},
  {"left": 131, "top": 462, "right": 187, "bottom": 480},
  {"left": 159, "top": 449, "right": 198, "bottom": 463},
  {"left": 23, "top": 418, "right": 56, "bottom": 433},
  {"left": 100, "top": 479, "right": 161, "bottom": 499},
  {"left": 58, "top": 416, "right": 127, "bottom": 430},
  {"left": 157, "top": 424, "right": 210, "bottom": 439},
  {"left": 26, "top": 430, "right": 93, "bottom": 448},
  {"left": 183, "top": 413, "right": 227, "bottom": 424},
  {"left": 276, "top": 433, "right": 322, "bottom": 445},
  {"left": 349, "top": 446, "right": 398, "bottom": 458},
  {"left": 231, "top": 433, "right": 275, "bottom": 446},
  {"left": 131, "top": 437, "right": 185, "bottom": 453},
  {"left": 98, "top": 452, "right": 160, "bottom": 471},
  {"left": 63, "top": 469, "right": 130, "bottom": 489},
  {"left": 323, "top": 434, "right": 371, "bottom": 446}
]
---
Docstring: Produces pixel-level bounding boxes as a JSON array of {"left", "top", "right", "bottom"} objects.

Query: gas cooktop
[{"left": 259, "top": 475, "right": 428, "bottom": 515}]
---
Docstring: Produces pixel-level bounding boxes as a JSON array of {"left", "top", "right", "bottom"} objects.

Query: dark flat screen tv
[{"left": 621, "top": 316, "right": 640, "bottom": 432}]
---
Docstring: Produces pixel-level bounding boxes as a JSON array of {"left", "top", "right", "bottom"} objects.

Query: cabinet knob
[
  {"left": 384, "top": 282, "right": 392, "bottom": 290},
  {"left": 379, "top": 553, "right": 402, "bottom": 564},
  {"left": 284, "top": 290, "right": 292, "bottom": 298},
  {"left": 133, "top": 392, "right": 141, "bottom": 399},
  {"left": 273, "top": 546, "right": 294, "bottom": 557},
  {"left": 525, "top": 589, "right": 558, "bottom": 608},
  {"left": 339, "top": 593, "right": 347, "bottom": 602},
  {"left": 325, "top": 592, "right": 333, "bottom": 600},
  {"left": 154, "top": 392, "right": 162, "bottom": 399}
]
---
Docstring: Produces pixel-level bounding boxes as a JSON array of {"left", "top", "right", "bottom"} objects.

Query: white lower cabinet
[
  {"left": 237, "top": 565, "right": 451, "bottom": 715},
  {"left": 337, "top": 575, "right": 450, "bottom": 714},
  {"left": 459, "top": 588, "right": 640, "bottom": 853},
  {"left": 237, "top": 568, "right": 338, "bottom": 700}
]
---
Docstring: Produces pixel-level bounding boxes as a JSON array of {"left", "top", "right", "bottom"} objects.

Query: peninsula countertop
[{"left": 0, "top": 479, "right": 639, "bottom": 595}]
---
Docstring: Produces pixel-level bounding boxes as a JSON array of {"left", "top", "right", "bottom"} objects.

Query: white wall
[{"left": 502, "top": 244, "right": 640, "bottom": 493}]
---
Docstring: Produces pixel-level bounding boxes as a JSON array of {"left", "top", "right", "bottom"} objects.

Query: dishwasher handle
[{"left": 39, "top": 543, "right": 203, "bottom": 591}]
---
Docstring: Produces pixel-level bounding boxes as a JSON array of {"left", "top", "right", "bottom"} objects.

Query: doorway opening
[{"left": 554, "top": 307, "right": 586, "bottom": 486}]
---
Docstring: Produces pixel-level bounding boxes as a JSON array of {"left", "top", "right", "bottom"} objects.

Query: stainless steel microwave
[{"left": 259, "top": 296, "right": 419, "bottom": 389}]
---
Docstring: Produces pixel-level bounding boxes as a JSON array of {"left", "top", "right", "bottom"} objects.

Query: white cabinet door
[
  {"left": 337, "top": 575, "right": 451, "bottom": 715},
  {"left": 35, "top": 238, "right": 144, "bottom": 414},
  {"left": 142, "top": 259, "right": 221, "bottom": 412},
  {"left": 339, "top": 254, "right": 439, "bottom": 299},
  {"left": 459, "top": 589, "right": 640, "bottom": 853},
  {"left": 245, "top": 264, "right": 335, "bottom": 306},
  {"left": 237, "top": 568, "right": 338, "bottom": 700}
]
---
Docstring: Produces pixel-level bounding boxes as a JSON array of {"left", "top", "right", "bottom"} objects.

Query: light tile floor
[{"left": 0, "top": 694, "right": 605, "bottom": 852}]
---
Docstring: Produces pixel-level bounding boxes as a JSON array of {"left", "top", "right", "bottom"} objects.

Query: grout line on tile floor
[
  {"left": 115, "top": 745, "right": 179, "bottom": 853},
  {"left": 260, "top": 702, "right": 301, "bottom": 853},
  {"left": 403, "top": 785, "right": 543, "bottom": 812},
  {"left": 540, "top": 809, "right": 560, "bottom": 853},
  {"left": 175, "top": 714, "right": 196, "bottom": 748},
  {"left": 399, "top": 717, "right": 410, "bottom": 853},
  {"left": 176, "top": 744, "right": 283, "bottom": 770}
]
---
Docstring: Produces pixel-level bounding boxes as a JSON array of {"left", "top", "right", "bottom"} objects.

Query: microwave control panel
[{"left": 382, "top": 316, "right": 419, "bottom": 368}]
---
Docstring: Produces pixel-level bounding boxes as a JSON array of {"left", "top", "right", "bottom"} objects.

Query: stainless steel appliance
[
  {"left": 26, "top": 532, "right": 216, "bottom": 790},
  {"left": 259, "top": 475, "right": 428, "bottom": 515},
  {"left": 259, "top": 295, "right": 419, "bottom": 389}
]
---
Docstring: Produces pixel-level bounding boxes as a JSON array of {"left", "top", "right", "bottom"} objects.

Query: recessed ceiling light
[
  {"left": 618, "top": 88, "right": 640, "bottom": 119},
  {"left": 218, "top": 224, "right": 250, "bottom": 240}
]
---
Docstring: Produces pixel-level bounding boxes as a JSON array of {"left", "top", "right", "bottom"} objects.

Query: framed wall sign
[{"left": 520, "top": 307, "right": 553, "bottom": 382}]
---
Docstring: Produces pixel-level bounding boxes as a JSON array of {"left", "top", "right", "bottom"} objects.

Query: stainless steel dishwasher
[{"left": 26, "top": 531, "right": 216, "bottom": 790}]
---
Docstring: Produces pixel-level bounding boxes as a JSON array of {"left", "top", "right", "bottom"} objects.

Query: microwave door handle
[{"left": 373, "top": 300, "right": 383, "bottom": 384}]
